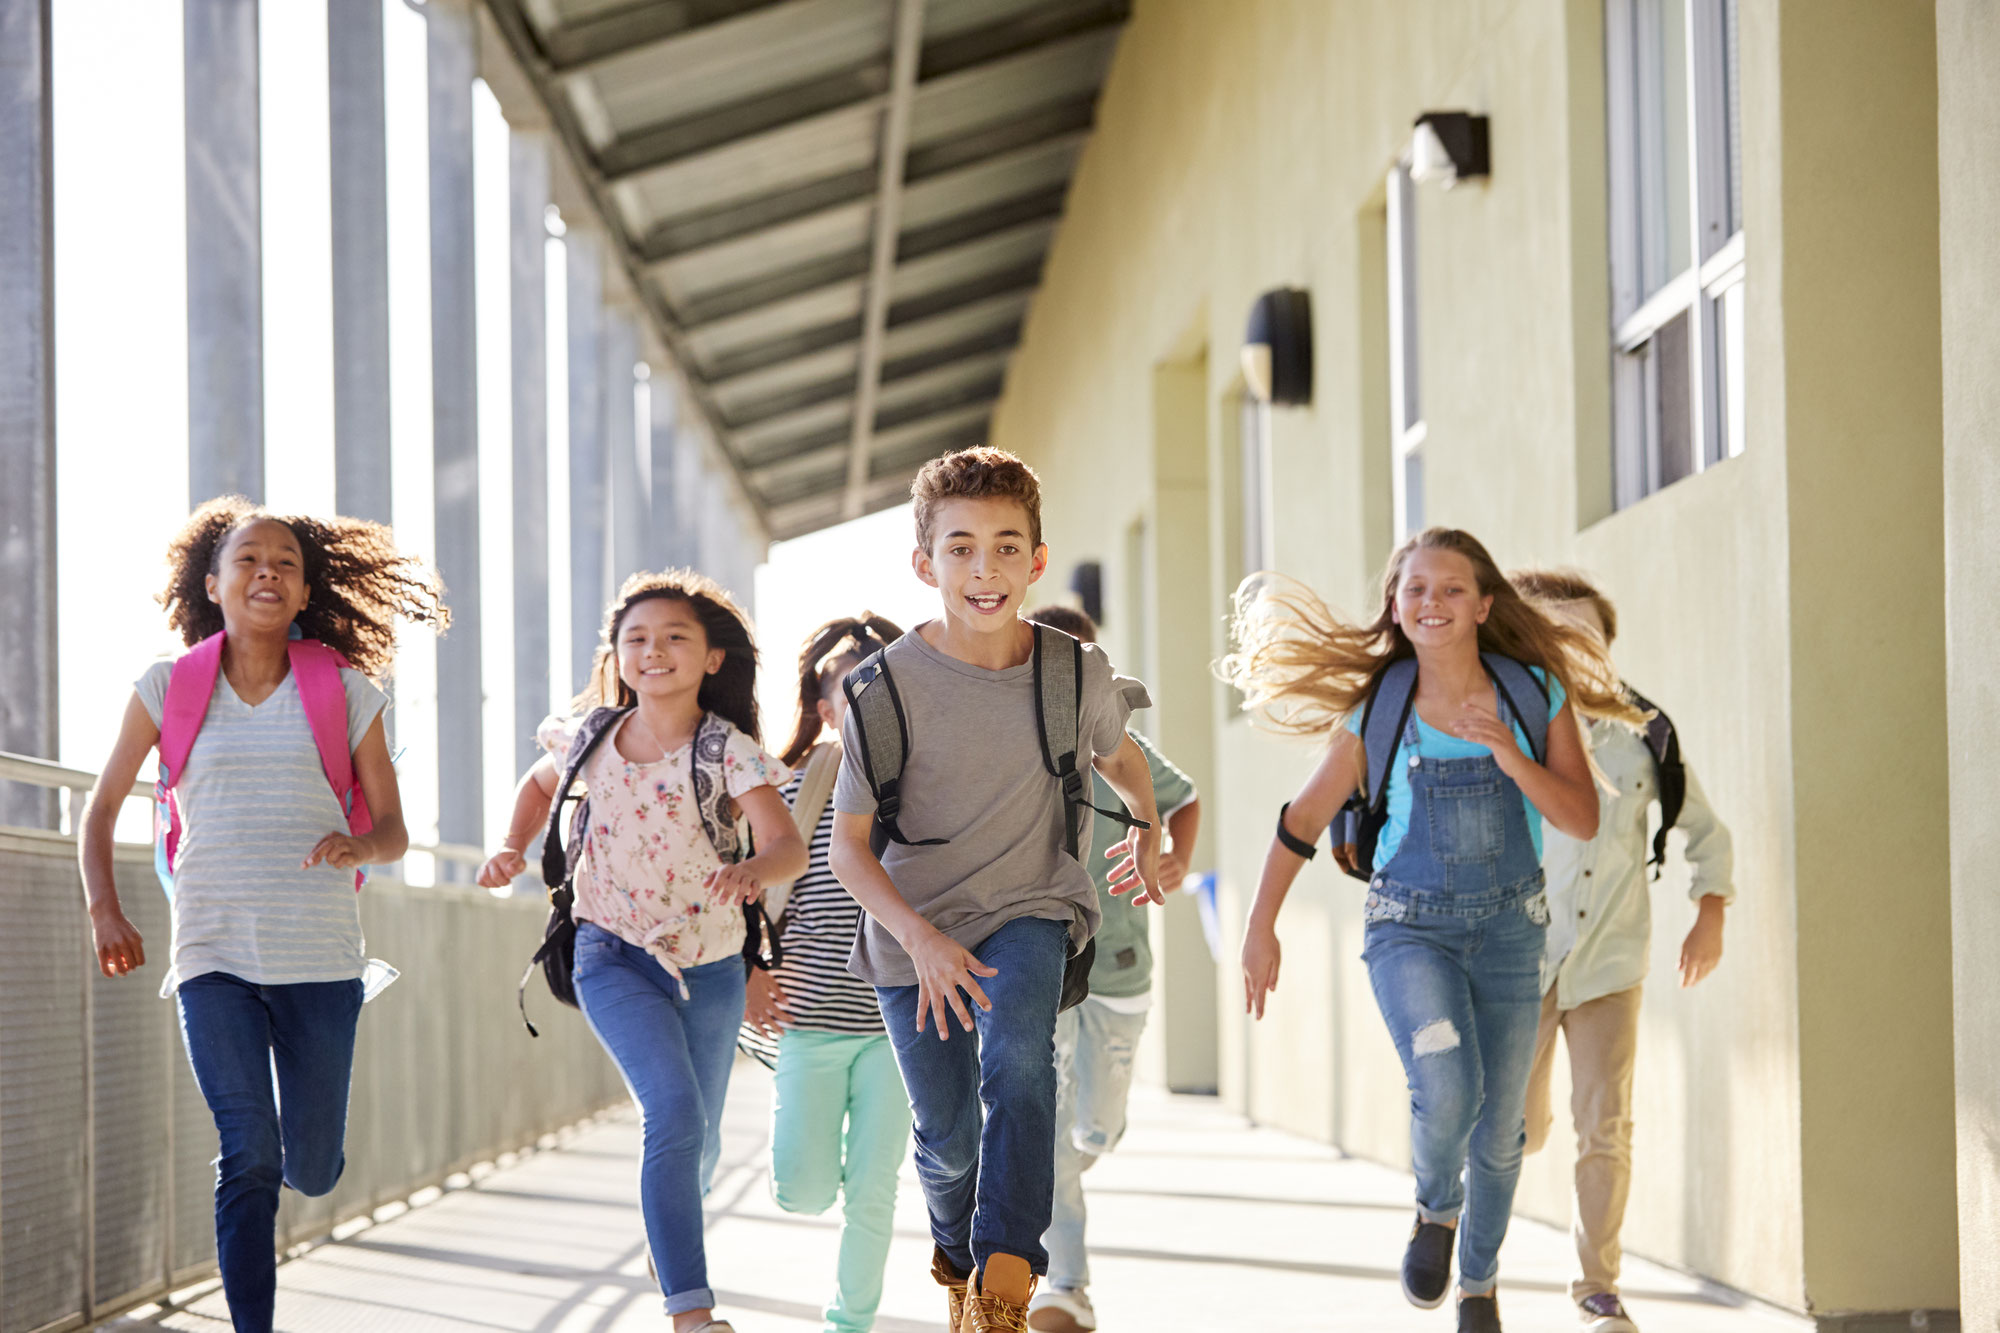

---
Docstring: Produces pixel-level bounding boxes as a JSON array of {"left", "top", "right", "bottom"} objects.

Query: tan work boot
[
  {"left": 932, "top": 1245, "right": 972, "bottom": 1331},
  {"left": 964, "top": 1254, "right": 1037, "bottom": 1333}
]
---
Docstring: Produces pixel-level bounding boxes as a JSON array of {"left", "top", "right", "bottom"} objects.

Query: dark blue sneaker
[
  {"left": 1400, "top": 1217, "right": 1454, "bottom": 1308},
  {"left": 1458, "top": 1293, "right": 1503, "bottom": 1333}
]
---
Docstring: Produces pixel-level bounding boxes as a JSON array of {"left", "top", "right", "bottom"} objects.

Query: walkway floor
[{"left": 104, "top": 1062, "right": 1806, "bottom": 1333}]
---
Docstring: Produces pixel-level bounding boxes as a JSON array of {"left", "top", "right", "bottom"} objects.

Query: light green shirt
[{"left": 1086, "top": 730, "right": 1197, "bottom": 998}]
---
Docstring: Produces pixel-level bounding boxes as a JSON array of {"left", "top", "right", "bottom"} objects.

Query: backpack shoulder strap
[
  {"left": 1360, "top": 657, "right": 1419, "bottom": 813},
  {"left": 789, "top": 743, "right": 840, "bottom": 843},
  {"left": 841, "top": 647, "right": 944, "bottom": 848},
  {"left": 289, "top": 639, "right": 373, "bottom": 889},
  {"left": 1031, "top": 625, "right": 1146, "bottom": 861},
  {"left": 159, "top": 632, "right": 227, "bottom": 792},
  {"left": 689, "top": 712, "right": 744, "bottom": 863},
  {"left": 1481, "top": 653, "right": 1551, "bottom": 765},
  {"left": 1624, "top": 683, "right": 1686, "bottom": 871},
  {"left": 539, "top": 706, "right": 630, "bottom": 887}
]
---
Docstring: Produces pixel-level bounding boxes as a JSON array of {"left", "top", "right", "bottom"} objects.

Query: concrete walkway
[{"left": 105, "top": 1061, "right": 1807, "bottom": 1333}]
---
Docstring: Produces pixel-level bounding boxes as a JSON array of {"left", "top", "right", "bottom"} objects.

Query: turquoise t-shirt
[{"left": 1344, "top": 668, "right": 1567, "bottom": 870}]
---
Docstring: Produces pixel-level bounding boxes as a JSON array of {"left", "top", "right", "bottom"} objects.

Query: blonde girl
[
  {"left": 477, "top": 571, "right": 806, "bottom": 1333},
  {"left": 1222, "top": 528, "right": 1635, "bottom": 1333}
]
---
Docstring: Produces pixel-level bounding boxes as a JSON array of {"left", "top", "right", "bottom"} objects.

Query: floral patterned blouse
[{"left": 537, "top": 711, "right": 790, "bottom": 982}]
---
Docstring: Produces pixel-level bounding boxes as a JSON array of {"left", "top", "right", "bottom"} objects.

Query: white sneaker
[
  {"left": 1578, "top": 1292, "right": 1638, "bottom": 1333},
  {"left": 1028, "top": 1286, "right": 1098, "bottom": 1332}
]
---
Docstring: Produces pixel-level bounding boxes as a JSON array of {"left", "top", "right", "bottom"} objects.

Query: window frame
[
  {"left": 1606, "top": 0, "right": 1745, "bottom": 509},
  {"left": 1386, "top": 158, "right": 1425, "bottom": 542}
]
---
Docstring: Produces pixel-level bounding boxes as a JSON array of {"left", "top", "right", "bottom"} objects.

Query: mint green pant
[{"left": 771, "top": 1030, "right": 912, "bottom": 1333}]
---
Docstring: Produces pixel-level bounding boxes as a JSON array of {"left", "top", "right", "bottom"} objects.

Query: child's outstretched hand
[
  {"left": 477, "top": 847, "right": 528, "bottom": 889},
  {"left": 304, "top": 832, "right": 373, "bottom": 871},
  {"left": 1105, "top": 825, "right": 1166, "bottom": 905},
  {"left": 1242, "top": 921, "right": 1282, "bottom": 1020},
  {"left": 1679, "top": 897, "right": 1726, "bottom": 987},
  {"left": 907, "top": 927, "right": 997, "bottom": 1041},
  {"left": 705, "top": 862, "right": 763, "bottom": 905}
]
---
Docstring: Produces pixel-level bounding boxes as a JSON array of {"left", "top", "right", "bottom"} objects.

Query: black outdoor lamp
[
  {"left": 1242, "top": 287, "right": 1314, "bottom": 407},
  {"left": 1409, "top": 111, "right": 1490, "bottom": 187}
]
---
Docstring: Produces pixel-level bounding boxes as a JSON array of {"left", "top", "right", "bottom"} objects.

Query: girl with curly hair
[
  {"left": 477, "top": 570, "right": 805, "bottom": 1333},
  {"left": 76, "top": 496, "right": 447, "bottom": 1333},
  {"left": 1221, "top": 528, "right": 1636, "bottom": 1333}
]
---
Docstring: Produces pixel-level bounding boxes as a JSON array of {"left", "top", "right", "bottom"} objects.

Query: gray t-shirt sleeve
[
  {"left": 831, "top": 708, "right": 878, "bottom": 816},
  {"left": 134, "top": 659, "right": 176, "bottom": 728},
  {"left": 1079, "top": 642, "right": 1151, "bottom": 760},
  {"left": 339, "top": 668, "right": 389, "bottom": 751}
]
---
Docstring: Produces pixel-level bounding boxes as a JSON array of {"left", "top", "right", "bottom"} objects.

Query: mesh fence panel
[{"left": 0, "top": 837, "right": 622, "bottom": 1333}]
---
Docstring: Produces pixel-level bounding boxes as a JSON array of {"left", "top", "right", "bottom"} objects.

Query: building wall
[
  {"left": 992, "top": 0, "right": 1955, "bottom": 1316},
  {"left": 1939, "top": 0, "right": 2000, "bottom": 1328}
]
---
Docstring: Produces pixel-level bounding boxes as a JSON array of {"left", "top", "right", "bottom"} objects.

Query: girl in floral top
[{"left": 478, "top": 571, "right": 805, "bottom": 1333}]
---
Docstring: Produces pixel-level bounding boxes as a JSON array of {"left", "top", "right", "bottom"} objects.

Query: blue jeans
[
  {"left": 176, "top": 972, "right": 364, "bottom": 1333},
  {"left": 1364, "top": 898, "right": 1545, "bottom": 1294},
  {"left": 573, "top": 921, "right": 747, "bottom": 1317},
  {"left": 877, "top": 915, "right": 1069, "bottom": 1277},
  {"left": 1043, "top": 997, "right": 1149, "bottom": 1292}
]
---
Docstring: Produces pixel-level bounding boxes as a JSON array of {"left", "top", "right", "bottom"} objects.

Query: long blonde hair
[{"left": 1219, "top": 528, "right": 1640, "bottom": 739}]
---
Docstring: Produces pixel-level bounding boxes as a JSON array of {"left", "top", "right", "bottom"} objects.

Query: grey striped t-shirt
[{"left": 136, "top": 658, "right": 389, "bottom": 996}]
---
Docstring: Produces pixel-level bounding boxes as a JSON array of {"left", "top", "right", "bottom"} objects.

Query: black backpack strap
[
  {"left": 1031, "top": 625, "right": 1147, "bottom": 862},
  {"left": 841, "top": 648, "right": 946, "bottom": 850},
  {"left": 1625, "top": 684, "right": 1686, "bottom": 876},
  {"left": 1481, "top": 653, "right": 1551, "bottom": 766},
  {"left": 540, "top": 706, "right": 632, "bottom": 888}
]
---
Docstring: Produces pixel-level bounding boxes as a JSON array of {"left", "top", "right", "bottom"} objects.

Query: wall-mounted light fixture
[
  {"left": 1409, "top": 112, "right": 1490, "bottom": 188},
  {"left": 1241, "top": 287, "right": 1313, "bottom": 407}
]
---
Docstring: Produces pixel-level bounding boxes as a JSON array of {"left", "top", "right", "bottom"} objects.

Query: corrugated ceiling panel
[
  {"left": 651, "top": 200, "right": 873, "bottom": 308},
  {"left": 908, "top": 28, "right": 1120, "bottom": 148},
  {"left": 613, "top": 99, "right": 879, "bottom": 232}
]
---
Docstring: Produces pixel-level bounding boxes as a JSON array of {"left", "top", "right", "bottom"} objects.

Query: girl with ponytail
[
  {"left": 1221, "top": 528, "right": 1636, "bottom": 1333},
  {"left": 478, "top": 570, "right": 805, "bottom": 1333},
  {"left": 745, "top": 613, "right": 912, "bottom": 1333}
]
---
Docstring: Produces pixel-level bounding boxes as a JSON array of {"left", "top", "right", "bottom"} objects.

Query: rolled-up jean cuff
[
  {"left": 1417, "top": 1203, "right": 1460, "bottom": 1226},
  {"left": 666, "top": 1286, "right": 716, "bottom": 1316},
  {"left": 1460, "top": 1273, "right": 1498, "bottom": 1297}
]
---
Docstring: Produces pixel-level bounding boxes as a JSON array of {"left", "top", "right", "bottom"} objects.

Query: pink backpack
[{"left": 153, "top": 631, "right": 374, "bottom": 895}]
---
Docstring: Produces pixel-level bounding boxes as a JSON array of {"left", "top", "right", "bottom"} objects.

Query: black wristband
[{"left": 1275, "top": 802, "right": 1318, "bottom": 860}]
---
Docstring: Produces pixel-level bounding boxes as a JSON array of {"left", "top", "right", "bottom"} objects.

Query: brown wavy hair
[
  {"left": 1509, "top": 567, "right": 1618, "bottom": 644},
  {"left": 1219, "top": 527, "right": 1640, "bottom": 739},
  {"left": 576, "top": 570, "right": 762, "bottom": 741},
  {"left": 159, "top": 495, "right": 448, "bottom": 678},
  {"left": 778, "top": 613, "right": 904, "bottom": 766}
]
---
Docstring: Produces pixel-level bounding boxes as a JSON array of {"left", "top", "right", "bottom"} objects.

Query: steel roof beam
[{"left": 843, "top": 0, "right": 925, "bottom": 521}]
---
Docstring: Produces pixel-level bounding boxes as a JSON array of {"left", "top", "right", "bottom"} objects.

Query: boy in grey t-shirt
[{"left": 828, "top": 448, "right": 1163, "bottom": 1331}]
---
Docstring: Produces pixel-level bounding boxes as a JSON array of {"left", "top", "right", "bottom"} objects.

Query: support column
[
  {"left": 329, "top": 0, "right": 390, "bottom": 525},
  {"left": 646, "top": 370, "right": 680, "bottom": 572},
  {"left": 565, "top": 229, "right": 606, "bottom": 693},
  {"left": 604, "top": 303, "right": 642, "bottom": 583},
  {"left": 509, "top": 128, "right": 550, "bottom": 772},
  {"left": 428, "top": 0, "right": 481, "bottom": 854},
  {"left": 185, "top": 0, "right": 263, "bottom": 505},
  {"left": 1940, "top": 1, "right": 2000, "bottom": 1326},
  {"left": 0, "top": 0, "right": 57, "bottom": 830}
]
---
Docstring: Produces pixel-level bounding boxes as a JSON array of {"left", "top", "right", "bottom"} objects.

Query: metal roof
[{"left": 486, "top": 0, "right": 1129, "bottom": 540}]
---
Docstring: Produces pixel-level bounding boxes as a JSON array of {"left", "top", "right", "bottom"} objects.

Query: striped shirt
[
  {"left": 135, "top": 658, "right": 388, "bottom": 997},
  {"left": 771, "top": 763, "right": 884, "bottom": 1034}
]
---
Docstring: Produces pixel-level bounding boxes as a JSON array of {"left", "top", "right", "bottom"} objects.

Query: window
[
  {"left": 1386, "top": 159, "right": 1425, "bottom": 539},
  {"left": 1606, "top": 0, "right": 1744, "bottom": 508},
  {"left": 1240, "top": 392, "right": 1274, "bottom": 576}
]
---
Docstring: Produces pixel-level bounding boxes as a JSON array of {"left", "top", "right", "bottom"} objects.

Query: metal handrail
[{"left": 0, "top": 749, "right": 491, "bottom": 870}]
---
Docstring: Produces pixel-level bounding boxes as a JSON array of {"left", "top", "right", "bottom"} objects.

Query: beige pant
[{"left": 1523, "top": 983, "right": 1643, "bottom": 1302}]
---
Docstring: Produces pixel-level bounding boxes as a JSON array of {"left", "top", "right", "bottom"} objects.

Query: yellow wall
[{"left": 993, "top": 0, "right": 1956, "bottom": 1315}]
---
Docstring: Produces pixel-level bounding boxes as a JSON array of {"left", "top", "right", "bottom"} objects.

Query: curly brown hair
[
  {"left": 910, "top": 446, "right": 1043, "bottom": 553},
  {"left": 1219, "top": 528, "right": 1642, "bottom": 739},
  {"left": 576, "top": 569, "right": 763, "bottom": 741},
  {"left": 159, "top": 496, "right": 449, "bottom": 678}
]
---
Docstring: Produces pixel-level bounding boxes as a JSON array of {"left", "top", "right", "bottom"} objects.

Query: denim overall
[{"left": 1362, "top": 701, "right": 1551, "bottom": 1296}]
